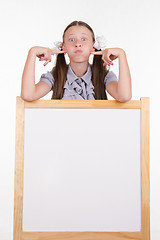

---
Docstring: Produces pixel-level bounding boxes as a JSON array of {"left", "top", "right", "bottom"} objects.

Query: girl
[{"left": 21, "top": 21, "right": 132, "bottom": 102}]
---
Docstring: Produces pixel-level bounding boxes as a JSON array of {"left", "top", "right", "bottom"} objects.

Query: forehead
[{"left": 64, "top": 26, "right": 93, "bottom": 38}]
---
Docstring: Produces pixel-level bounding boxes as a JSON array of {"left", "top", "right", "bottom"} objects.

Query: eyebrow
[{"left": 68, "top": 33, "right": 87, "bottom": 36}]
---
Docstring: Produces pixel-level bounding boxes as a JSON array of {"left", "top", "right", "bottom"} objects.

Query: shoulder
[
  {"left": 41, "top": 71, "right": 54, "bottom": 81},
  {"left": 104, "top": 70, "right": 118, "bottom": 87},
  {"left": 40, "top": 71, "right": 55, "bottom": 90}
]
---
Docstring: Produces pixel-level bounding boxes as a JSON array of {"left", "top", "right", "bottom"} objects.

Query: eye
[
  {"left": 69, "top": 38, "right": 75, "bottom": 42},
  {"left": 82, "top": 38, "right": 87, "bottom": 41}
]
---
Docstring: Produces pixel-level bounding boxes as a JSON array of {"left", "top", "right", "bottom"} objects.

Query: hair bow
[
  {"left": 52, "top": 41, "right": 63, "bottom": 51},
  {"left": 93, "top": 35, "right": 106, "bottom": 50}
]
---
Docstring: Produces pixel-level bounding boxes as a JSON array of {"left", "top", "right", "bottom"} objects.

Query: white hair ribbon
[
  {"left": 52, "top": 41, "right": 63, "bottom": 51},
  {"left": 93, "top": 35, "right": 106, "bottom": 50}
]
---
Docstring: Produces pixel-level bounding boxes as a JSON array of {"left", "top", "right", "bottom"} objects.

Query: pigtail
[
  {"left": 91, "top": 49, "right": 109, "bottom": 100},
  {"left": 51, "top": 53, "right": 68, "bottom": 99}
]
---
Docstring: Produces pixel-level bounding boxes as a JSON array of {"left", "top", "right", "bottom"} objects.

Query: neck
[{"left": 70, "top": 61, "right": 88, "bottom": 77}]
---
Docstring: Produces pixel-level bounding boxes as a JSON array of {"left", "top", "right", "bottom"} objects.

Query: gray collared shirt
[{"left": 40, "top": 64, "right": 118, "bottom": 100}]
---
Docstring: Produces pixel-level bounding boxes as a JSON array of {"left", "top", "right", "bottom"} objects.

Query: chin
[{"left": 71, "top": 56, "right": 89, "bottom": 63}]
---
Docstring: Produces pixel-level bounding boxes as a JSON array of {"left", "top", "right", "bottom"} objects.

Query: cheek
[
  {"left": 85, "top": 42, "right": 94, "bottom": 51},
  {"left": 65, "top": 48, "right": 74, "bottom": 58},
  {"left": 64, "top": 44, "right": 73, "bottom": 53},
  {"left": 84, "top": 45, "right": 93, "bottom": 54},
  {"left": 65, "top": 48, "right": 73, "bottom": 57}
]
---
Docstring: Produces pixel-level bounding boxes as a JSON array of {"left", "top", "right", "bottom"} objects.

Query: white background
[{"left": 0, "top": 0, "right": 160, "bottom": 239}]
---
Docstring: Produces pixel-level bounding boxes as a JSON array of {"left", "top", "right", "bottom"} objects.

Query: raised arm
[
  {"left": 21, "top": 46, "right": 65, "bottom": 101},
  {"left": 91, "top": 48, "right": 132, "bottom": 102}
]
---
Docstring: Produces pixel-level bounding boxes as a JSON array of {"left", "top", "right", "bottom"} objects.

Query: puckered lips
[{"left": 74, "top": 50, "right": 83, "bottom": 54}]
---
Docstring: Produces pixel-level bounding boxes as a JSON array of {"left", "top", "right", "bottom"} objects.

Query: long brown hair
[{"left": 51, "top": 21, "right": 109, "bottom": 100}]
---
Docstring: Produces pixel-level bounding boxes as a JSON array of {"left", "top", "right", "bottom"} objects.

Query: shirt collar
[{"left": 67, "top": 63, "right": 92, "bottom": 85}]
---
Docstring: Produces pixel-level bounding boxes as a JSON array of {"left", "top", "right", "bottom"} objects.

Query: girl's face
[{"left": 62, "top": 26, "right": 95, "bottom": 63}]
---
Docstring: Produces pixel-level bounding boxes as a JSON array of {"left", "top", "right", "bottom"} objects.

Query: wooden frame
[{"left": 13, "top": 96, "right": 150, "bottom": 240}]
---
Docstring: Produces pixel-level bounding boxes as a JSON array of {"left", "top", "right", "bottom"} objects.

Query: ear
[
  {"left": 91, "top": 41, "right": 96, "bottom": 52},
  {"left": 62, "top": 42, "right": 66, "bottom": 51},
  {"left": 91, "top": 47, "right": 96, "bottom": 53}
]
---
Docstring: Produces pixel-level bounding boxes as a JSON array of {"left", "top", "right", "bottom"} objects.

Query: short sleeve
[
  {"left": 39, "top": 71, "right": 55, "bottom": 90},
  {"left": 104, "top": 71, "right": 118, "bottom": 87}
]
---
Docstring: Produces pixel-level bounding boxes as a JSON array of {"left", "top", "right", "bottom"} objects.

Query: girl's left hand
[{"left": 90, "top": 48, "right": 124, "bottom": 67}]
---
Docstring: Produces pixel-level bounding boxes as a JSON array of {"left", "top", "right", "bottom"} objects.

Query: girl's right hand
[{"left": 30, "top": 46, "right": 66, "bottom": 66}]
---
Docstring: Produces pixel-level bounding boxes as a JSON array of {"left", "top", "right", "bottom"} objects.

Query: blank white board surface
[{"left": 23, "top": 108, "right": 141, "bottom": 232}]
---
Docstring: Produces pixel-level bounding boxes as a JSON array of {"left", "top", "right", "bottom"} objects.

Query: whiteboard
[{"left": 23, "top": 108, "right": 141, "bottom": 232}]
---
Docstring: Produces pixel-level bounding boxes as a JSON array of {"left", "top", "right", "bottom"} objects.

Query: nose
[{"left": 75, "top": 41, "right": 82, "bottom": 47}]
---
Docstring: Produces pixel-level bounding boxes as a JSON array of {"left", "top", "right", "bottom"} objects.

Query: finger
[
  {"left": 41, "top": 57, "right": 51, "bottom": 62},
  {"left": 38, "top": 54, "right": 49, "bottom": 61},
  {"left": 102, "top": 56, "right": 110, "bottom": 64},
  {"left": 103, "top": 61, "right": 113, "bottom": 67},
  {"left": 90, "top": 51, "right": 103, "bottom": 55},
  {"left": 43, "top": 60, "right": 50, "bottom": 66},
  {"left": 106, "top": 54, "right": 113, "bottom": 62},
  {"left": 105, "top": 64, "right": 110, "bottom": 70},
  {"left": 39, "top": 57, "right": 45, "bottom": 61},
  {"left": 102, "top": 56, "right": 113, "bottom": 65},
  {"left": 102, "top": 56, "right": 108, "bottom": 63},
  {"left": 103, "top": 62, "right": 109, "bottom": 67},
  {"left": 103, "top": 62, "right": 107, "bottom": 67},
  {"left": 104, "top": 63, "right": 110, "bottom": 67},
  {"left": 51, "top": 50, "right": 66, "bottom": 55}
]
